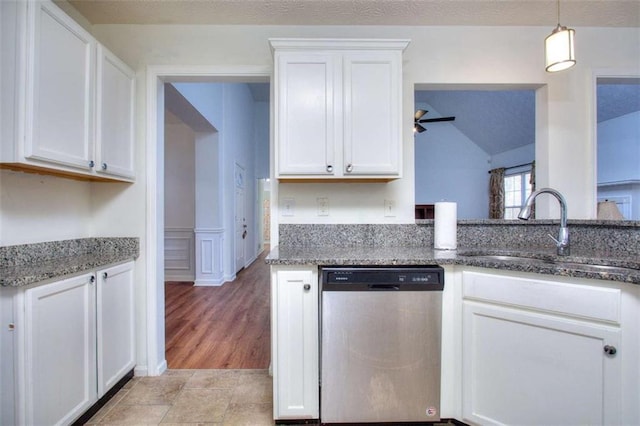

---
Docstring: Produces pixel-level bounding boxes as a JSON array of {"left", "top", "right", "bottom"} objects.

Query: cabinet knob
[
  {"left": 90, "top": 275, "right": 96, "bottom": 284},
  {"left": 103, "top": 272, "right": 108, "bottom": 279},
  {"left": 102, "top": 163, "right": 108, "bottom": 170},
  {"left": 345, "top": 164, "right": 353, "bottom": 173},
  {"left": 303, "top": 284, "right": 311, "bottom": 291},
  {"left": 89, "top": 160, "right": 95, "bottom": 168},
  {"left": 604, "top": 345, "right": 617, "bottom": 356},
  {"left": 326, "top": 165, "right": 333, "bottom": 173}
]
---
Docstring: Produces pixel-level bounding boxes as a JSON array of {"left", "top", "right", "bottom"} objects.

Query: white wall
[
  {"left": 164, "top": 121, "right": 196, "bottom": 228},
  {"left": 254, "top": 100, "right": 270, "bottom": 180},
  {"left": 0, "top": 170, "right": 92, "bottom": 245},
  {"left": 598, "top": 111, "right": 640, "bottom": 184},
  {"left": 414, "top": 103, "right": 490, "bottom": 219}
]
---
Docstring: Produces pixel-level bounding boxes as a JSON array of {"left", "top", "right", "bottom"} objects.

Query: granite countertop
[
  {"left": 266, "top": 245, "right": 640, "bottom": 285},
  {"left": 0, "top": 238, "right": 139, "bottom": 288}
]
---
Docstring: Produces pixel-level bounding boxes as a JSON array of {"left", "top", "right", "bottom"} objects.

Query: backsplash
[{"left": 279, "top": 220, "right": 640, "bottom": 257}]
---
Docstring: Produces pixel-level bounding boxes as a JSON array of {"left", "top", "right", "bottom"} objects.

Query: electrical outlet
[
  {"left": 282, "top": 198, "right": 295, "bottom": 216},
  {"left": 317, "top": 197, "right": 330, "bottom": 216},
  {"left": 384, "top": 199, "right": 395, "bottom": 217}
]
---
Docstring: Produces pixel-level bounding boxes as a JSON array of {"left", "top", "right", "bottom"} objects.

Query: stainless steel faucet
[{"left": 518, "top": 187, "right": 570, "bottom": 256}]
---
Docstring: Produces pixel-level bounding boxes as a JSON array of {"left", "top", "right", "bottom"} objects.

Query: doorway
[{"left": 145, "top": 67, "right": 272, "bottom": 374}]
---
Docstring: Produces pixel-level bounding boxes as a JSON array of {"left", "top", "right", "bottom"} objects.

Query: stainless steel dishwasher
[{"left": 320, "top": 265, "right": 444, "bottom": 424}]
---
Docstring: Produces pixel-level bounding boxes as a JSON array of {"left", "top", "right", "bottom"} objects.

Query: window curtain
[{"left": 489, "top": 167, "right": 506, "bottom": 219}]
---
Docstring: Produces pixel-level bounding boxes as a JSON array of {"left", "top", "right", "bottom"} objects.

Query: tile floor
[{"left": 86, "top": 369, "right": 275, "bottom": 425}]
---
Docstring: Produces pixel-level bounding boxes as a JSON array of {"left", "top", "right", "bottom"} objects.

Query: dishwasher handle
[{"left": 368, "top": 284, "right": 400, "bottom": 291}]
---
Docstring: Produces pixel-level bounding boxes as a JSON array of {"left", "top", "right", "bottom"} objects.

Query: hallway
[{"left": 164, "top": 249, "right": 271, "bottom": 369}]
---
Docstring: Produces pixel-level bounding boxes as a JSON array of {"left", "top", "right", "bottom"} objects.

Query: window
[{"left": 504, "top": 171, "right": 533, "bottom": 219}]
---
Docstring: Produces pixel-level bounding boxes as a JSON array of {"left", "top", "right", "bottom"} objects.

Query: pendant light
[{"left": 544, "top": 0, "right": 576, "bottom": 72}]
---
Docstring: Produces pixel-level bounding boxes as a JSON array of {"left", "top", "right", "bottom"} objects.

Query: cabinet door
[
  {"left": 96, "top": 44, "right": 135, "bottom": 180},
  {"left": 24, "top": 273, "right": 97, "bottom": 426},
  {"left": 462, "top": 301, "right": 621, "bottom": 426},
  {"left": 97, "top": 261, "right": 136, "bottom": 397},
  {"left": 25, "top": 0, "right": 94, "bottom": 171},
  {"left": 342, "top": 51, "right": 401, "bottom": 176},
  {"left": 275, "top": 53, "right": 337, "bottom": 176},
  {"left": 272, "top": 268, "right": 319, "bottom": 419}
]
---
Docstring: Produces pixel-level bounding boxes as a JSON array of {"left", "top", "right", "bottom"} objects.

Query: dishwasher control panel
[{"left": 321, "top": 266, "right": 444, "bottom": 291}]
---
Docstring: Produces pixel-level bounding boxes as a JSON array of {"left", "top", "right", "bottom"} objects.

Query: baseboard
[
  {"left": 194, "top": 279, "right": 224, "bottom": 287},
  {"left": 156, "top": 359, "right": 168, "bottom": 375},
  {"left": 165, "top": 273, "right": 195, "bottom": 282},
  {"left": 134, "top": 365, "right": 148, "bottom": 376}
]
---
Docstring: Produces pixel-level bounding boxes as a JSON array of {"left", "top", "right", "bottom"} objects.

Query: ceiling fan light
[{"left": 545, "top": 24, "right": 576, "bottom": 72}]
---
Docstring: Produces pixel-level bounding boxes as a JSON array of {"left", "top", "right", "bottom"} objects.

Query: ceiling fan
[{"left": 414, "top": 109, "right": 456, "bottom": 133}]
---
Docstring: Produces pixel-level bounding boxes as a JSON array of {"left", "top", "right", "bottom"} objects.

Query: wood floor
[{"left": 164, "top": 249, "right": 271, "bottom": 369}]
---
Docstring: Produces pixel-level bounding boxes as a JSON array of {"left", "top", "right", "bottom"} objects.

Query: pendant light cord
[{"left": 556, "top": 0, "right": 561, "bottom": 25}]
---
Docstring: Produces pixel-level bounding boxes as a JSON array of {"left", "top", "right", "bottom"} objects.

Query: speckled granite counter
[
  {"left": 267, "top": 222, "right": 640, "bottom": 284},
  {"left": 0, "top": 237, "right": 139, "bottom": 287},
  {"left": 267, "top": 245, "right": 640, "bottom": 284}
]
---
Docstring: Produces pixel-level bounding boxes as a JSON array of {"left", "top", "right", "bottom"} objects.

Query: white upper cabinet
[
  {"left": 0, "top": 0, "right": 135, "bottom": 182},
  {"left": 271, "top": 39, "right": 409, "bottom": 180},
  {"left": 25, "top": 0, "right": 95, "bottom": 171},
  {"left": 96, "top": 45, "right": 136, "bottom": 179}
]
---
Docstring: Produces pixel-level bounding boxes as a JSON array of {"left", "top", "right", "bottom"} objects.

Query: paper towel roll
[{"left": 434, "top": 202, "right": 457, "bottom": 250}]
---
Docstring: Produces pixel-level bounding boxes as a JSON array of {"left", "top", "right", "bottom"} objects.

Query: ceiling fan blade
[
  {"left": 415, "top": 124, "right": 427, "bottom": 133},
  {"left": 414, "top": 109, "right": 428, "bottom": 121},
  {"left": 417, "top": 116, "right": 456, "bottom": 123}
]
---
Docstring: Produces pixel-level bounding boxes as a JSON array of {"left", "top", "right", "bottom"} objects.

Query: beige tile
[
  {"left": 161, "top": 388, "right": 233, "bottom": 423},
  {"left": 231, "top": 372, "right": 272, "bottom": 404},
  {"left": 163, "top": 369, "right": 197, "bottom": 377},
  {"left": 85, "top": 389, "right": 130, "bottom": 424},
  {"left": 222, "top": 403, "right": 273, "bottom": 426},
  {"left": 161, "top": 423, "right": 220, "bottom": 426},
  {"left": 99, "top": 404, "right": 170, "bottom": 424},
  {"left": 120, "top": 376, "right": 188, "bottom": 405},
  {"left": 186, "top": 370, "right": 242, "bottom": 389},
  {"left": 123, "top": 377, "right": 141, "bottom": 389}
]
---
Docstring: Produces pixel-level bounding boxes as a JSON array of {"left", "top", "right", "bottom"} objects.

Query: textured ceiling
[
  {"left": 415, "top": 89, "right": 536, "bottom": 156},
  {"left": 62, "top": 0, "right": 640, "bottom": 27}
]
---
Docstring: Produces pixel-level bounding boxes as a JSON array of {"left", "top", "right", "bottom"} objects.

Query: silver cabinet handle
[
  {"left": 303, "top": 284, "right": 311, "bottom": 291},
  {"left": 89, "top": 160, "right": 95, "bottom": 168},
  {"left": 326, "top": 165, "right": 333, "bottom": 173},
  {"left": 103, "top": 272, "right": 108, "bottom": 279},
  {"left": 102, "top": 163, "right": 108, "bottom": 170},
  {"left": 604, "top": 345, "right": 617, "bottom": 356},
  {"left": 345, "top": 164, "right": 353, "bottom": 173}
]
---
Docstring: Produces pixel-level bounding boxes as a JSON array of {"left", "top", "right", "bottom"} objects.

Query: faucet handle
[{"left": 547, "top": 233, "right": 560, "bottom": 245}]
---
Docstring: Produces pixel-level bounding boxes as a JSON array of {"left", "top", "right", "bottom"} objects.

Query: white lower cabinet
[
  {"left": 460, "top": 270, "right": 633, "bottom": 426},
  {"left": 271, "top": 266, "right": 319, "bottom": 420},
  {"left": 24, "top": 273, "right": 97, "bottom": 426},
  {"left": 6, "top": 261, "right": 135, "bottom": 426},
  {"left": 96, "top": 262, "right": 136, "bottom": 397}
]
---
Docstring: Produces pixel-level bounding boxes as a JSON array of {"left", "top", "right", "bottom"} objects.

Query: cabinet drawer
[{"left": 462, "top": 271, "right": 621, "bottom": 324}]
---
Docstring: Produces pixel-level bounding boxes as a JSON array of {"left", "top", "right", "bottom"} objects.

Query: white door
[
  {"left": 97, "top": 261, "right": 136, "bottom": 397},
  {"left": 462, "top": 301, "right": 621, "bottom": 425},
  {"left": 272, "top": 268, "right": 319, "bottom": 419},
  {"left": 25, "top": 0, "right": 95, "bottom": 170},
  {"left": 235, "top": 164, "right": 246, "bottom": 273},
  {"left": 24, "top": 273, "right": 97, "bottom": 425},
  {"left": 342, "top": 51, "right": 401, "bottom": 176}
]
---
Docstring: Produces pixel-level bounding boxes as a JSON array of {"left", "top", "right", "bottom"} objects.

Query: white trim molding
[
  {"left": 164, "top": 227, "right": 195, "bottom": 281},
  {"left": 145, "top": 64, "right": 271, "bottom": 376},
  {"left": 194, "top": 228, "right": 225, "bottom": 286}
]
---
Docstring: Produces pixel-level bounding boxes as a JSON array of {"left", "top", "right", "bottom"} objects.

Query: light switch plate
[{"left": 384, "top": 199, "right": 395, "bottom": 217}]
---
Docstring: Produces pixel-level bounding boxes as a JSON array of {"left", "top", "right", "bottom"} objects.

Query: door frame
[{"left": 144, "top": 65, "right": 271, "bottom": 375}]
